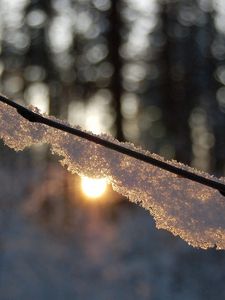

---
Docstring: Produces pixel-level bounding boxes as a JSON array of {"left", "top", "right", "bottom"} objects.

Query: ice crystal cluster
[{"left": 1, "top": 101, "right": 225, "bottom": 249}]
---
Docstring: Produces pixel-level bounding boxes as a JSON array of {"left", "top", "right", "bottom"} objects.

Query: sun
[{"left": 81, "top": 176, "right": 107, "bottom": 199}]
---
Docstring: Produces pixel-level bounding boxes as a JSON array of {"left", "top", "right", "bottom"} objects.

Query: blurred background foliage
[
  {"left": 1, "top": 0, "right": 225, "bottom": 299},
  {"left": 1, "top": 0, "right": 225, "bottom": 173}
]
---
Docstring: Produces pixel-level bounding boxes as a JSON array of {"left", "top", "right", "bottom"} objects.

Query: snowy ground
[{"left": 0, "top": 155, "right": 225, "bottom": 300}]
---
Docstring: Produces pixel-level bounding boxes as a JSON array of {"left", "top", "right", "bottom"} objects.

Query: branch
[{"left": 0, "top": 94, "right": 225, "bottom": 195}]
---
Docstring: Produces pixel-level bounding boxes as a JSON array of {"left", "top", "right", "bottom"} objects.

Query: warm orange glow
[{"left": 81, "top": 177, "right": 107, "bottom": 199}]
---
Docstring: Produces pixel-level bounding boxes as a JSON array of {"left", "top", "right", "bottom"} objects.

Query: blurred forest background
[{"left": 1, "top": 0, "right": 225, "bottom": 299}]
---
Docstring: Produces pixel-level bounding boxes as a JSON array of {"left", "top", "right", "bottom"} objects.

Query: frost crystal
[{"left": 1, "top": 101, "right": 225, "bottom": 249}]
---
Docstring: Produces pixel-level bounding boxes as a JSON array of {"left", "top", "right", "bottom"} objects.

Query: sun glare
[{"left": 81, "top": 176, "right": 107, "bottom": 199}]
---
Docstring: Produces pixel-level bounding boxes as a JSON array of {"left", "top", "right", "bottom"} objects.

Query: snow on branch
[{"left": 0, "top": 98, "right": 225, "bottom": 249}]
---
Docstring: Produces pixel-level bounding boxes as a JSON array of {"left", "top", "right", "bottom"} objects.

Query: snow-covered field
[{"left": 0, "top": 158, "right": 225, "bottom": 300}]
